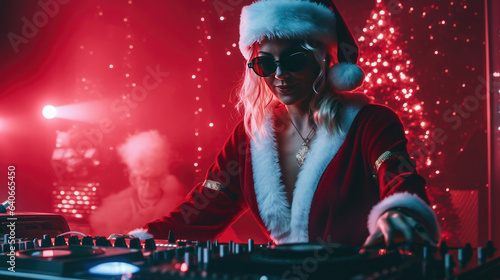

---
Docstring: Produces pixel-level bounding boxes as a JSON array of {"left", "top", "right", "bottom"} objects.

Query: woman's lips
[{"left": 276, "top": 84, "right": 297, "bottom": 93}]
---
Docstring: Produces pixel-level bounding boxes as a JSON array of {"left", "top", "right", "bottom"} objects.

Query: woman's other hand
[{"left": 363, "top": 209, "right": 437, "bottom": 248}]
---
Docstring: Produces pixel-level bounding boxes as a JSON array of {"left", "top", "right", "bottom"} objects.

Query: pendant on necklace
[{"left": 296, "top": 141, "right": 310, "bottom": 167}]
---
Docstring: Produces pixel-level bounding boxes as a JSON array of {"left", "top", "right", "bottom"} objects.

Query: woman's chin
[{"left": 276, "top": 92, "right": 314, "bottom": 108}]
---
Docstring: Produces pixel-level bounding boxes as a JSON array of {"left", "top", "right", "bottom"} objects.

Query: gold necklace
[{"left": 289, "top": 119, "right": 316, "bottom": 167}]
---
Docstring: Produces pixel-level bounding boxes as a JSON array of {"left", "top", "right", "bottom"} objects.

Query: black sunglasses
[{"left": 248, "top": 52, "right": 312, "bottom": 77}]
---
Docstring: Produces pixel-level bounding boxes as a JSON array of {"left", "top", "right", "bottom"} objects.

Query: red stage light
[{"left": 42, "top": 105, "right": 57, "bottom": 119}]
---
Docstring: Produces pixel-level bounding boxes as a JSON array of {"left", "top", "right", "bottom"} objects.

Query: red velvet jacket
[{"left": 143, "top": 100, "right": 440, "bottom": 246}]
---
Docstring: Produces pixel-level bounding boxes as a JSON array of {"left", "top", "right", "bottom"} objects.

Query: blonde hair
[{"left": 236, "top": 40, "right": 347, "bottom": 138}]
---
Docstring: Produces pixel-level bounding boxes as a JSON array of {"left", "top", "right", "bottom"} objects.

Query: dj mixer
[{"left": 0, "top": 215, "right": 499, "bottom": 280}]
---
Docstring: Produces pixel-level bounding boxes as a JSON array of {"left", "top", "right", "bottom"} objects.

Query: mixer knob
[
  {"left": 185, "top": 246, "right": 195, "bottom": 253},
  {"left": 3, "top": 234, "right": 9, "bottom": 243},
  {"left": 40, "top": 239, "right": 52, "bottom": 248},
  {"left": 68, "top": 236, "right": 80, "bottom": 246},
  {"left": 32, "top": 238, "right": 40, "bottom": 248},
  {"left": 82, "top": 236, "right": 94, "bottom": 246},
  {"left": 177, "top": 240, "right": 187, "bottom": 246},
  {"left": 168, "top": 230, "right": 176, "bottom": 244},
  {"left": 184, "top": 252, "right": 194, "bottom": 270},
  {"left": 203, "top": 247, "right": 210, "bottom": 264},
  {"left": 54, "top": 236, "right": 67, "bottom": 246},
  {"left": 228, "top": 241, "right": 234, "bottom": 254},
  {"left": 444, "top": 253, "right": 454, "bottom": 278},
  {"left": 165, "top": 248, "right": 175, "bottom": 260},
  {"left": 25, "top": 240, "right": 35, "bottom": 250},
  {"left": 478, "top": 247, "right": 485, "bottom": 265},
  {"left": 175, "top": 247, "right": 186, "bottom": 261},
  {"left": 114, "top": 237, "right": 127, "bottom": 248},
  {"left": 219, "top": 244, "right": 227, "bottom": 258},
  {"left": 145, "top": 238, "right": 157, "bottom": 251},
  {"left": 94, "top": 236, "right": 103, "bottom": 246},
  {"left": 234, "top": 243, "right": 244, "bottom": 254},
  {"left": 439, "top": 241, "right": 448, "bottom": 258},
  {"left": 197, "top": 246, "right": 204, "bottom": 264},
  {"left": 18, "top": 241, "right": 25, "bottom": 250},
  {"left": 248, "top": 239, "right": 254, "bottom": 253},
  {"left": 458, "top": 249, "right": 465, "bottom": 269},
  {"left": 2, "top": 243, "right": 10, "bottom": 253},
  {"left": 129, "top": 238, "right": 142, "bottom": 249},
  {"left": 214, "top": 239, "right": 219, "bottom": 247},
  {"left": 458, "top": 243, "right": 473, "bottom": 268},
  {"left": 422, "top": 246, "right": 431, "bottom": 261},
  {"left": 41, "top": 235, "right": 52, "bottom": 247},
  {"left": 485, "top": 240, "right": 496, "bottom": 258},
  {"left": 206, "top": 240, "right": 213, "bottom": 250},
  {"left": 95, "top": 236, "right": 110, "bottom": 247},
  {"left": 102, "top": 237, "right": 112, "bottom": 247}
]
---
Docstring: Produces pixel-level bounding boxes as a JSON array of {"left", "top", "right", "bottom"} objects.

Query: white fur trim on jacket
[
  {"left": 239, "top": 0, "right": 336, "bottom": 61},
  {"left": 251, "top": 114, "right": 292, "bottom": 242},
  {"left": 367, "top": 192, "right": 441, "bottom": 244},
  {"left": 128, "top": 228, "right": 153, "bottom": 240},
  {"left": 251, "top": 102, "right": 364, "bottom": 244}
]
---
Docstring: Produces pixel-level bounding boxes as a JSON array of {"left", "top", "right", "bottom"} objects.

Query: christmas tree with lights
[{"left": 357, "top": 0, "right": 462, "bottom": 244}]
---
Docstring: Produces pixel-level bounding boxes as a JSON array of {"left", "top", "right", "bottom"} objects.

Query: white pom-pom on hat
[{"left": 329, "top": 63, "right": 365, "bottom": 92}]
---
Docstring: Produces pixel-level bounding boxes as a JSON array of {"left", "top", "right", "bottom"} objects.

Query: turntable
[{"left": 207, "top": 242, "right": 407, "bottom": 279}]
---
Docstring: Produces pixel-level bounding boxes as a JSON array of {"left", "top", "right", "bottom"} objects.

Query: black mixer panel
[{"left": 0, "top": 234, "right": 498, "bottom": 280}]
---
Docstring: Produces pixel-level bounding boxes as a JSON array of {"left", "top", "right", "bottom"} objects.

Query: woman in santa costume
[{"left": 131, "top": 0, "right": 440, "bottom": 248}]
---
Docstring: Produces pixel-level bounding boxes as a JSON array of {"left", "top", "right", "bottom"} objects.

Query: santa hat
[{"left": 239, "top": 0, "right": 364, "bottom": 92}]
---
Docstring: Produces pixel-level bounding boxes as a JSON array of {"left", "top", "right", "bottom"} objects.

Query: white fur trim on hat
[
  {"left": 239, "top": 0, "right": 336, "bottom": 61},
  {"left": 329, "top": 63, "right": 365, "bottom": 92},
  {"left": 367, "top": 192, "right": 441, "bottom": 244}
]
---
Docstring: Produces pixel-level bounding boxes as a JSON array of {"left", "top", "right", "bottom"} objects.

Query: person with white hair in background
[{"left": 90, "top": 130, "right": 185, "bottom": 237}]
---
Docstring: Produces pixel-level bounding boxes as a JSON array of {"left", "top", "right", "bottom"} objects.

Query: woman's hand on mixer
[{"left": 363, "top": 209, "right": 437, "bottom": 249}]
